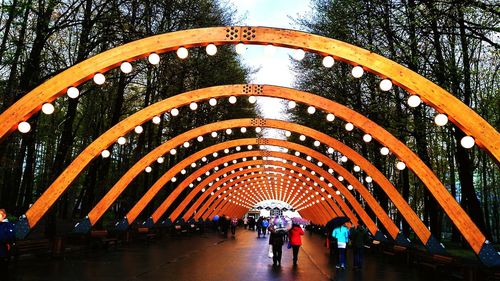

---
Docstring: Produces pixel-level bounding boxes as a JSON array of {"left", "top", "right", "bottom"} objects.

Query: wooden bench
[
  {"left": 13, "top": 239, "right": 50, "bottom": 260},
  {"left": 90, "top": 230, "right": 118, "bottom": 248},
  {"left": 137, "top": 227, "right": 156, "bottom": 242},
  {"left": 418, "top": 254, "right": 454, "bottom": 270},
  {"left": 383, "top": 245, "right": 407, "bottom": 256}
]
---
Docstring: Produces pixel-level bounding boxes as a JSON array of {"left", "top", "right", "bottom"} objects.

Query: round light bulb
[
  {"left": 341, "top": 156, "right": 348, "bottom": 162},
  {"left": 171, "top": 177, "right": 177, "bottom": 182},
  {"left": 148, "top": 53, "right": 160, "bottom": 64},
  {"left": 209, "top": 98, "right": 217, "bottom": 106},
  {"left": 170, "top": 149, "right": 177, "bottom": 155},
  {"left": 176, "top": 47, "right": 188, "bottom": 59},
  {"left": 206, "top": 44, "right": 217, "bottom": 56},
  {"left": 18, "top": 121, "right": 31, "bottom": 133},
  {"left": 365, "top": 176, "right": 373, "bottom": 183},
  {"left": 335, "top": 190, "right": 341, "bottom": 195},
  {"left": 189, "top": 102, "right": 198, "bottom": 110},
  {"left": 380, "top": 147, "right": 390, "bottom": 155},
  {"left": 326, "top": 113, "right": 335, "bottom": 121},
  {"left": 293, "top": 49, "right": 305, "bottom": 60},
  {"left": 117, "top": 137, "right": 126, "bottom": 145},
  {"left": 152, "top": 116, "right": 161, "bottom": 124},
  {"left": 145, "top": 166, "right": 152, "bottom": 173},
  {"left": 181, "top": 169, "right": 186, "bottom": 174},
  {"left": 380, "top": 79, "right": 393, "bottom": 91},
  {"left": 255, "top": 127, "right": 262, "bottom": 133},
  {"left": 134, "top": 125, "right": 143, "bottom": 134},
  {"left": 363, "top": 134, "right": 372, "bottom": 142},
  {"left": 345, "top": 123, "right": 354, "bottom": 131},
  {"left": 229, "top": 96, "right": 237, "bottom": 104},
  {"left": 42, "top": 103, "right": 55, "bottom": 115},
  {"left": 240, "top": 127, "right": 247, "bottom": 133},
  {"left": 211, "top": 132, "right": 218, "bottom": 138},
  {"left": 307, "top": 106, "right": 316, "bottom": 114},
  {"left": 434, "top": 114, "right": 448, "bottom": 126},
  {"left": 460, "top": 136, "right": 475, "bottom": 149},
  {"left": 299, "top": 135, "right": 306, "bottom": 141},
  {"left": 353, "top": 165, "right": 361, "bottom": 172},
  {"left": 248, "top": 96, "right": 256, "bottom": 104},
  {"left": 120, "top": 61, "right": 133, "bottom": 73},
  {"left": 170, "top": 108, "right": 179, "bottom": 116},
  {"left": 101, "top": 150, "right": 110, "bottom": 158},
  {"left": 327, "top": 147, "right": 334, "bottom": 154},
  {"left": 285, "top": 131, "right": 291, "bottom": 137},
  {"left": 408, "top": 95, "right": 421, "bottom": 107},
  {"left": 347, "top": 185, "right": 354, "bottom": 190},
  {"left": 93, "top": 73, "right": 105, "bottom": 85},
  {"left": 351, "top": 66, "right": 364, "bottom": 78},
  {"left": 314, "top": 140, "right": 320, "bottom": 147},
  {"left": 235, "top": 43, "right": 246, "bottom": 54},
  {"left": 288, "top": 100, "right": 296, "bottom": 109},
  {"left": 183, "top": 141, "right": 190, "bottom": 148},
  {"left": 396, "top": 161, "right": 406, "bottom": 170},
  {"left": 322, "top": 56, "right": 335, "bottom": 68},
  {"left": 157, "top": 157, "right": 164, "bottom": 164},
  {"left": 224, "top": 148, "right": 229, "bottom": 154},
  {"left": 197, "top": 136, "right": 203, "bottom": 142},
  {"left": 67, "top": 87, "right": 79, "bottom": 99}
]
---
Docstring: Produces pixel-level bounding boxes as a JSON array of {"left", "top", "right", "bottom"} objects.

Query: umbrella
[{"left": 326, "top": 216, "right": 350, "bottom": 233}]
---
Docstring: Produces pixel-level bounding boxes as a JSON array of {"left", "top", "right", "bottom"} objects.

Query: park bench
[
  {"left": 137, "top": 227, "right": 157, "bottom": 242},
  {"left": 90, "top": 230, "right": 119, "bottom": 249},
  {"left": 12, "top": 239, "right": 50, "bottom": 260},
  {"left": 382, "top": 245, "right": 410, "bottom": 263}
]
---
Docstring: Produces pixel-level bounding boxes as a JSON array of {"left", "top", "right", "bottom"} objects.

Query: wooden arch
[{"left": 0, "top": 27, "right": 497, "bottom": 166}]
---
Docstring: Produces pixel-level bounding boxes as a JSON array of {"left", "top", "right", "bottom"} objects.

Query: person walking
[
  {"left": 350, "top": 225, "right": 369, "bottom": 269},
  {"left": 288, "top": 223, "right": 304, "bottom": 266},
  {"left": 256, "top": 217, "right": 263, "bottom": 238},
  {"left": 230, "top": 217, "right": 238, "bottom": 238},
  {"left": 261, "top": 218, "right": 269, "bottom": 237},
  {"left": 0, "top": 209, "right": 15, "bottom": 281},
  {"left": 268, "top": 224, "right": 286, "bottom": 267},
  {"left": 243, "top": 217, "right": 248, "bottom": 229},
  {"left": 332, "top": 223, "right": 350, "bottom": 269}
]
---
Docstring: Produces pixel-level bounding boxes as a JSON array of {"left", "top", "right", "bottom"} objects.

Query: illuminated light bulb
[
  {"left": 239, "top": 127, "right": 247, "bottom": 133},
  {"left": 335, "top": 190, "right": 341, "bottom": 195},
  {"left": 247, "top": 145, "right": 253, "bottom": 150},
  {"left": 191, "top": 163, "right": 197, "bottom": 168},
  {"left": 363, "top": 134, "right": 372, "bottom": 143},
  {"left": 134, "top": 125, "right": 143, "bottom": 134},
  {"left": 326, "top": 113, "right": 335, "bottom": 122},
  {"left": 264, "top": 45, "right": 275, "bottom": 56},
  {"left": 170, "top": 108, "right": 179, "bottom": 116},
  {"left": 157, "top": 157, "right": 164, "bottom": 164},
  {"left": 224, "top": 148, "right": 230, "bottom": 154},
  {"left": 226, "top": 128, "right": 232, "bottom": 135},
  {"left": 248, "top": 96, "right": 256, "bottom": 104},
  {"left": 101, "top": 149, "right": 110, "bottom": 158},
  {"left": 211, "top": 132, "right": 218, "bottom": 138},
  {"left": 229, "top": 96, "right": 237, "bottom": 104},
  {"left": 117, "top": 137, "right": 127, "bottom": 145},
  {"left": 235, "top": 43, "right": 246, "bottom": 54},
  {"left": 148, "top": 53, "right": 160, "bottom": 64},
  {"left": 209, "top": 98, "right": 217, "bottom": 106},
  {"left": 197, "top": 136, "right": 203, "bottom": 142},
  {"left": 293, "top": 49, "right": 305, "bottom": 60},
  {"left": 152, "top": 116, "right": 161, "bottom": 124},
  {"left": 322, "top": 56, "right": 335, "bottom": 68},
  {"left": 347, "top": 185, "right": 354, "bottom": 190},
  {"left": 236, "top": 146, "right": 241, "bottom": 151},
  {"left": 380, "top": 79, "right": 393, "bottom": 91},
  {"left": 345, "top": 123, "right": 354, "bottom": 131},
  {"left": 327, "top": 147, "right": 334, "bottom": 154},
  {"left": 314, "top": 140, "right": 321, "bottom": 147},
  {"left": 338, "top": 176, "right": 344, "bottom": 181},
  {"left": 307, "top": 106, "right": 316, "bottom": 114},
  {"left": 206, "top": 44, "right": 217, "bottom": 56},
  {"left": 93, "top": 73, "right": 105, "bottom": 85},
  {"left": 288, "top": 101, "right": 296, "bottom": 109},
  {"left": 202, "top": 157, "right": 207, "bottom": 162},
  {"left": 67, "top": 87, "right": 79, "bottom": 99},
  {"left": 189, "top": 102, "right": 198, "bottom": 110},
  {"left": 299, "top": 135, "right": 306, "bottom": 141},
  {"left": 460, "top": 136, "right": 475, "bottom": 149},
  {"left": 434, "top": 114, "right": 448, "bottom": 126},
  {"left": 255, "top": 127, "right": 262, "bottom": 133},
  {"left": 171, "top": 177, "right": 177, "bottom": 182},
  {"left": 353, "top": 165, "right": 361, "bottom": 172},
  {"left": 42, "top": 103, "right": 55, "bottom": 115},
  {"left": 408, "top": 95, "right": 421, "bottom": 107},
  {"left": 341, "top": 156, "right": 348, "bottom": 162},
  {"left": 170, "top": 149, "right": 177, "bottom": 155},
  {"left": 120, "top": 61, "right": 133, "bottom": 73},
  {"left": 396, "top": 161, "right": 406, "bottom": 170},
  {"left": 380, "top": 147, "right": 390, "bottom": 155},
  {"left": 351, "top": 66, "right": 364, "bottom": 78},
  {"left": 176, "top": 47, "right": 188, "bottom": 59},
  {"left": 285, "top": 131, "right": 291, "bottom": 137},
  {"left": 295, "top": 152, "right": 300, "bottom": 156},
  {"left": 145, "top": 166, "right": 152, "bottom": 173},
  {"left": 365, "top": 176, "right": 373, "bottom": 183},
  {"left": 213, "top": 152, "right": 218, "bottom": 157},
  {"left": 183, "top": 141, "right": 190, "bottom": 148}
]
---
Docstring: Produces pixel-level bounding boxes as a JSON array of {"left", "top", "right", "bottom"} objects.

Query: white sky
[{"left": 227, "top": 0, "right": 312, "bottom": 139}]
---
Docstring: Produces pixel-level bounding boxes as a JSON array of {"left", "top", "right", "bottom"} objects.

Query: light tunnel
[{"left": 0, "top": 27, "right": 497, "bottom": 266}]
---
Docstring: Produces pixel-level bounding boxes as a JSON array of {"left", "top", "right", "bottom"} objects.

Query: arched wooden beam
[
  {"left": 15, "top": 85, "right": 494, "bottom": 262},
  {"left": 1, "top": 27, "right": 497, "bottom": 165}
]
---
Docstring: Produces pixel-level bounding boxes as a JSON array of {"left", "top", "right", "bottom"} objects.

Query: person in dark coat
[
  {"left": 218, "top": 215, "right": 228, "bottom": 238},
  {"left": 256, "top": 217, "right": 263, "bottom": 238},
  {"left": 268, "top": 225, "right": 286, "bottom": 267},
  {"left": 350, "top": 225, "right": 369, "bottom": 269},
  {"left": 0, "top": 209, "right": 15, "bottom": 281}
]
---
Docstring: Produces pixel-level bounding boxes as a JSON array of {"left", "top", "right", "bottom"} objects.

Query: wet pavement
[{"left": 12, "top": 228, "right": 444, "bottom": 281}]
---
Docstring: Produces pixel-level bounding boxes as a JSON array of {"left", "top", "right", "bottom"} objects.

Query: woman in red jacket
[{"left": 288, "top": 223, "right": 304, "bottom": 266}]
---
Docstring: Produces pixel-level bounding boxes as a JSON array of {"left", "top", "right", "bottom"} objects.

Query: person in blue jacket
[
  {"left": 0, "top": 209, "right": 15, "bottom": 280},
  {"left": 332, "top": 223, "right": 349, "bottom": 269}
]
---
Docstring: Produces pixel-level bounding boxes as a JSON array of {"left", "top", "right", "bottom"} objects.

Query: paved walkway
[{"left": 12, "top": 228, "right": 438, "bottom": 281}]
